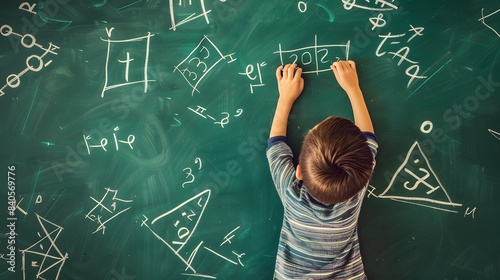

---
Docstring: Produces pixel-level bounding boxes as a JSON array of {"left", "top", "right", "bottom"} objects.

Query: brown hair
[{"left": 299, "top": 116, "right": 373, "bottom": 204}]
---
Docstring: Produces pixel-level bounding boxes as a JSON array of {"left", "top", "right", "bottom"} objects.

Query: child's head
[{"left": 297, "top": 116, "right": 373, "bottom": 205}]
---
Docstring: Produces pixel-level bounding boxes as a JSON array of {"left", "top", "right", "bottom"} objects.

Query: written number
[
  {"left": 289, "top": 49, "right": 330, "bottom": 65},
  {"left": 184, "top": 46, "right": 212, "bottom": 81},
  {"left": 182, "top": 157, "right": 202, "bottom": 188},
  {"left": 182, "top": 167, "right": 195, "bottom": 188}
]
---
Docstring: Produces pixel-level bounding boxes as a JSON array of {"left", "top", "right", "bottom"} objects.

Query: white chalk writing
[
  {"left": 169, "top": 0, "right": 211, "bottom": 31},
  {"left": 0, "top": 24, "right": 59, "bottom": 96},
  {"left": 85, "top": 188, "right": 133, "bottom": 234},
  {"left": 83, "top": 126, "right": 135, "bottom": 155},
  {"left": 239, "top": 62, "right": 267, "bottom": 93},
  {"left": 174, "top": 35, "right": 236, "bottom": 95},
  {"left": 479, "top": 8, "right": 500, "bottom": 37},
  {"left": 378, "top": 141, "right": 463, "bottom": 213},
  {"left": 100, "top": 28, "right": 155, "bottom": 98},
  {"left": 188, "top": 105, "right": 243, "bottom": 128},
  {"left": 274, "top": 35, "right": 350, "bottom": 75},
  {"left": 20, "top": 214, "right": 68, "bottom": 280}
]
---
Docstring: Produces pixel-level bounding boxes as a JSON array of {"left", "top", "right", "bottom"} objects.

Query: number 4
[{"left": 464, "top": 207, "right": 477, "bottom": 219}]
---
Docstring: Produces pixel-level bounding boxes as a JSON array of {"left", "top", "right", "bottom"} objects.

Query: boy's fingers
[
  {"left": 333, "top": 61, "right": 346, "bottom": 71},
  {"left": 278, "top": 63, "right": 304, "bottom": 80},
  {"left": 347, "top": 60, "right": 356, "bottom": 69},
  {"left": 294, "top": 67, "right": 303, "bottom": 80},
  {"left": 287, "top": 63, "right": 297, "bottom": 78},
  {"left": 282, "top": 64, "right": 291, "bottom": 79},
  {"left": 331, "top": 62, "right": 339, "bottom": 76},
  {"left": 276, "top": 65, "right": 284, "bottom": 80}
]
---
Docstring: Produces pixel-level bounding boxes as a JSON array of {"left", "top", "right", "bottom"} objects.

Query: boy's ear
[{"left": 296, "top": 165, "right": 303, "bottom": 180}]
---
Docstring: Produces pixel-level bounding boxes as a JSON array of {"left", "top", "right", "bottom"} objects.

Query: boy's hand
[
  {"left": 270, "top": 64, "right": 304, "bottom": 138},
  {"left": 330, "top": 60, "right": 360, "bottom": 95},
  {"left": 276, "top": 63, "right": 304, "bottom": 105},
  {"left": 331, "top": 60, "right": 374, "bottom": 133}
]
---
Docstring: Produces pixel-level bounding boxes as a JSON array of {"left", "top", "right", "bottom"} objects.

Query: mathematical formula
[
  {"left": 83, "top": 126, "right": 135, "bottom": 155},
  {"left": 366, "top": 120, "right": 478, "bottom": 218},
  {"left": 0, "top": 24, "right": 59, "bottom": 97},
  {"left": 274, "top": 35, "right": 350, "bottom": 75},
  {"left": 174, "top": 35, "right": 236, "bottom": 95},
  {"left": 101, "top": 27, "right": 155, "bottom": 98}
]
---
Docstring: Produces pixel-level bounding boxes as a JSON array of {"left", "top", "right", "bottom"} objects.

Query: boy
[{"left": 267, "top": 61, "right": 378, "bottom": 279}]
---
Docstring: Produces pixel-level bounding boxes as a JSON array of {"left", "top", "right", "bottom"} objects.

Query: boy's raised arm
[
  {"left": 331, "top": 60, "right": 374, "bottom": 133},
  {"left": 270, "top": 64, "right": 304, "bottom": 138}
]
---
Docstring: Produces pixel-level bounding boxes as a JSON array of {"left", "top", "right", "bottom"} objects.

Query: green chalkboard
[{"left": 1, "top": 0, "right": 500, "bottom": 279}]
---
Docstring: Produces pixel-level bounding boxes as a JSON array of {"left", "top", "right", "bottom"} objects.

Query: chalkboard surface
[{"left": 1, "top": 0, "right": 500, "bottom": 279}]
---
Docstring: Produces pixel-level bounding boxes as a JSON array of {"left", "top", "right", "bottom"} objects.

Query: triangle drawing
[
  {"left": 489, "top": 129, "right": 500, "bottom": 141},
  {"left": 378, "top": 141, "right": 462, "bottom": 213},
  {"left": 20, "top": 214, "right": 68, "bottom": 280},
  {"left": 142, "top": 189, "right": 211, "bottom": 273}
]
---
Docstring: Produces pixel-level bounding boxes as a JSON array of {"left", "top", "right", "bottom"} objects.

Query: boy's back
[{"left": 267, "top": 133, "right": 377, "bottom": 279}]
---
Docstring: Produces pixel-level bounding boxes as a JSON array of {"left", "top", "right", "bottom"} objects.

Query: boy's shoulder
[
  {"left": 267, "top": 136, "right": 288, "bottom": 149},
  {"left": 362, "top": 132, "right": 378, "bottom": 156}
]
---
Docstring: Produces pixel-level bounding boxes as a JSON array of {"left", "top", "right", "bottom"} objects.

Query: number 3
[{"left": 182, "top": 167, "right": 195, "bottom": 188}]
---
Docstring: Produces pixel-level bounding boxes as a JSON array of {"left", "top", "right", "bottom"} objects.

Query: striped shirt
[{"left": 266, "top": 133, "right": 378, "bottom": 279}]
